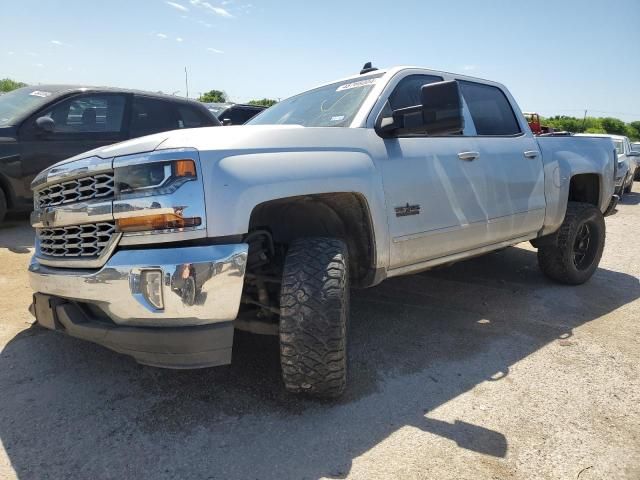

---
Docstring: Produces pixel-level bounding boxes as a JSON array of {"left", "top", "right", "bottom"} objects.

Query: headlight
[
  {"left": 113, "top": 157, "right": 203, "bottom": 233},
  {"left": 115, "top": 159, "right": 197, "bottom": 196}
]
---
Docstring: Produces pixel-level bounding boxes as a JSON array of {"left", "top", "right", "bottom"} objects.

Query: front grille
[
  {"left": 38, "top": 222, "right": 116, "bottom": 258},
  {"left": 36, "top": 173, "right": 115, "bottom": 209}
]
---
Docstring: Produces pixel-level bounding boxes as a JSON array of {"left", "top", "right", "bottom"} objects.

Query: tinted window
[
  {"left": 237, "top": 107, "right": 262, "bottom": 124},
  {"left": 130, "top": 96, "right": 178, "bottom": 137},
  {"left": 222, "top": 107, "right": 262, "bottom": 125},
  {"left": 388, "top": 74, "right": 443, "bottom": 110},
  {"left": 43, "top": 94, "right": 125, "bottom": 133},
  {"left": 177, "top": 105, "right": 209, "bottom": 128},
  {"left": 384, "top": 74, "right": 444, "bottom": 131},
  {"left": 459, "top": 81, "right": 521, "bottom": 135}
]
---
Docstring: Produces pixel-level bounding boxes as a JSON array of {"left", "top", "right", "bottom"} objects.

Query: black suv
[
  {"left": 205, "top": 103, "right": 266, "bottom": 125},
  {"left": 0, "top": 85, "right": 220, "bottom": 221}
]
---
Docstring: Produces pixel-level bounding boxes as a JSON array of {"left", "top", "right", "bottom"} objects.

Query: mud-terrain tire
[
  {"left": 537, "top": 202, "right": 605, "bottom": 285},
  {"left": 279, "top": 237, "right": 349, "bottom": 398}
]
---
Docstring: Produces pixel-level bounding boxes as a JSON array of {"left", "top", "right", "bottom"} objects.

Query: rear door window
[
  {"left": 459, "top": 81, "right": 521, "bottom": 136},
  {"left": 176, "top": 105, "right": 211, "bottom": 128},
  {"left": 130, "top": 96, "right": 179, "bottom": 137}
]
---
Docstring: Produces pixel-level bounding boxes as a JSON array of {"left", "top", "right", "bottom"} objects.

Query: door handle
[
  {"left": 458, "top": 151, "right": 480, "bottom": 161},
  {"left": 524, "top": 150, "right": 539, "bottom": 159}
]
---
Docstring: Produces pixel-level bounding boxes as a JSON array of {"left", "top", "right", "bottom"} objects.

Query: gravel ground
[{"left": 0, "top": 191, "right": 638, "bottom": 480}]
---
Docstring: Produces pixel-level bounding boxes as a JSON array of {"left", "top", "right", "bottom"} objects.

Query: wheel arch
[
  {"left": 248, "top": 192, "right": 378, "bottom": 287},
  {"left": 568, "top": 173, "right": 601, "bottom": 207}
]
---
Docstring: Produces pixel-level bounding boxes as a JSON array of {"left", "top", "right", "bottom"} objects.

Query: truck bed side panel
[{"left": 536, "top": 136, "right": 615, "bottom": 236}]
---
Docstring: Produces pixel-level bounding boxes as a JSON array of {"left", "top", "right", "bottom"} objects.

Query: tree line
[
  {"left": 197, "top": 89, "right": 277, "bottom": 107},
  {"left": 0, "top": 78, "right": 27, "bottom": 92},
  {"left": 542, "top": 115, "right": 640, "bottom": 141}
]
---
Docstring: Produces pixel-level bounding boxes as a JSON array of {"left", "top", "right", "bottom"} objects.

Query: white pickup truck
[{"left": 29, "top": 65, "right": 617, "bottom": 397}]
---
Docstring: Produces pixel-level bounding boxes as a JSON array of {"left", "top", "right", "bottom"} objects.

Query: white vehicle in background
[
  {"left": 633, "top": 142, "right": 640, "bottom": 180},
  {"left": 576, "top": 134, "right": 638, "bottom": 194},
  {"left": 28, "top": 64, "right": 617, "bottom": 397}
]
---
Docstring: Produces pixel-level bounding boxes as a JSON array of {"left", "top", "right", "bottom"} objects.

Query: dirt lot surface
[{"left": 0, "top": 192, "right": 639, "bottom": 480}]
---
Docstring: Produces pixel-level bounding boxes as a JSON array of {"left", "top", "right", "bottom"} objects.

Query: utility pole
[
  {"left": 184, "top": 67, "right": 189, "bottom": 99},
  {"left": 582, "top": 109, "right": 588, "bottom": 131}
]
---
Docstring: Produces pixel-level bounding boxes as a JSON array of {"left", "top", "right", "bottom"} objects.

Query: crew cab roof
[{"left": 311, "top": 66, "right": 502, "bottom": 91}]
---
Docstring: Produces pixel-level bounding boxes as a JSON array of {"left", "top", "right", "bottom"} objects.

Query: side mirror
[
  {"left": 375, "top": 80, "right": 464, "bottom": 137},
  {"left": 221, "top": 118, "right": 232, "bottom": 126},
  {"left": 419, "top": 80, "right": 464, "bottom": 135},
  {"left": 35, "top": 116, "right": 55, "bottom": 133}
]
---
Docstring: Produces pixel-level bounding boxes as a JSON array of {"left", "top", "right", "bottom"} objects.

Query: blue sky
[{"left": 2, "top": 0, "right": 639, "bottom": 121}]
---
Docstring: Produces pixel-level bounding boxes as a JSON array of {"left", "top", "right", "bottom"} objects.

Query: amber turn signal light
[
  {"left": 117, "top": 214, "right": 201, "bottom": 232},
  {"left": 173, "top": 159, "right": 196, "bottom": 177}
]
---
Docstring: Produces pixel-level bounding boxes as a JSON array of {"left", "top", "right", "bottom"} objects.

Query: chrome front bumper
[{"left": 29, "top": 244, "right": 248, "bottom": 327}]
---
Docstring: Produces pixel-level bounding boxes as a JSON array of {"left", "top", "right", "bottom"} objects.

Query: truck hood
[
  {"left": 49, "top": 132, "right": 171, "bottom": 168},
  {"left": 37, "top": 124, "right": 375, "bottom": 175},
  {"left": 157, "top": 124, "right": 371, "bottom": 153}
]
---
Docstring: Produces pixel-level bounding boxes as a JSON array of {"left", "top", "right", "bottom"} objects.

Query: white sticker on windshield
[
  {"left": 29, "top": 90, "right": 52, "bottom": 98},
  {"left": 336, "top": 78, "right": 378, "bottom": 92},
  {"left": 330, "top": 115, "right": 345, "bottom": 122}
]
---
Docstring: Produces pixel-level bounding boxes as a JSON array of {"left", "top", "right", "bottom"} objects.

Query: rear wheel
[
  {"left": 537, "top": 202, "right": 605, "bottom": 285},
  {"left": 279, "top": 237, "right": 349, "bottom": 398}
]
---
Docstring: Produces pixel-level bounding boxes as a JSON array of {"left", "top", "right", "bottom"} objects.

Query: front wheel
[
  {"left": 537, "top": 202, "right": 605, "bottom": 285},
  {"left": 279, "top": 237, "right": 349, "bottom": 398}
]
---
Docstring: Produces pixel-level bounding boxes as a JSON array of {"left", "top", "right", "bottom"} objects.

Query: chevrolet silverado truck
[{"left": 28, "top": 65, "right": 617, "bottom": 398}]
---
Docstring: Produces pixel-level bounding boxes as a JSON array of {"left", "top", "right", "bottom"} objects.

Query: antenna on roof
[{"left": 360, "top": 62, "right": 378, "bottom": 75}]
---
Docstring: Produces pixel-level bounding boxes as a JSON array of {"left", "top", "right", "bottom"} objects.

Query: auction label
[{"left": 336, "top": 78, "right": 378, "bottom": 91}]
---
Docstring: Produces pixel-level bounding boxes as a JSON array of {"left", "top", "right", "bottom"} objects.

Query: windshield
[
  {"left": 632, "top": 143, "right": 640, "bottom": 152},
  {"left": 248, "top": 74, "right": 383, "bottom": 127},
  {"left": 0, "top": 86, "right": 57, "bottom": 127}
]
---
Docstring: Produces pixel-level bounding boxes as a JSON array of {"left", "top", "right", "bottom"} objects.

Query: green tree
[
  {"left": 539, "top": 114, "right": 639, "bottom": 140},
  {"left": 198, "top": 90, "right": 227, "bottom": 103},
  {"left": 600, "top": 117, "right": 627, "bottom": 135},
  {"left": 627, "top": 121, "right": 640, "bottom": 141},
  {"left": 248, "top": 98, "right": 277, "bottom": 108},
  {"left": 0, "top": 78, "right": 27, "bottom": 93},
  {"left": 542, "top": 115, "right": 584, "bottom": 133}
]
